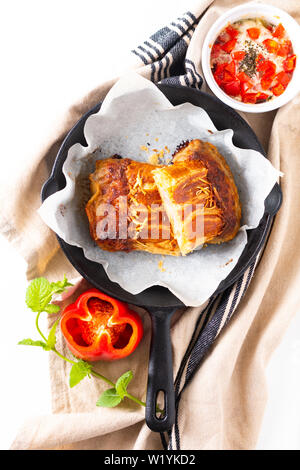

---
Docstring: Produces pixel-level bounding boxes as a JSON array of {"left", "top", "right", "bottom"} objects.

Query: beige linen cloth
[{"left": 4, "top": 0, "right": 300, "bottom": 450}]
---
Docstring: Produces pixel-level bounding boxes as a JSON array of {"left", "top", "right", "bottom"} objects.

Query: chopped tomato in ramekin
[{"left": 210, "top": 18, "right": 296, "bottom": 104}]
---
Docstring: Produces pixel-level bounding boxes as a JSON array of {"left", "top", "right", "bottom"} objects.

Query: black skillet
[{"left": 41, "top": 84, "right": 282, "bottom": 433}]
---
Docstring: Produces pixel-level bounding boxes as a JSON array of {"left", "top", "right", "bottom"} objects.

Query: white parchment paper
[{"left": 38, "top": 73, "right": 280, "bottom": 306}]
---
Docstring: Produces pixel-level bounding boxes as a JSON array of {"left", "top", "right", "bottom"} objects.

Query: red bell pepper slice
[
  {"left": 277, "top": 41, "right": 291, "bottom": 57},
  {"left": 283, "top": 55, "right": 296, "bottom": 72},
  {"left": 232, "top": 51, "right": 245, "bottom": 61},
  {"left": 224, "top": 60, "right": 235, "bottom": 75},
  {"left": 213, "top": 62, "right": 235, "bottom": 85},
  {"left": 226, "top": 25, "right": 239, "bottom": 39},
  {"left": 242, "top": 91, "right": 270, "bottom": 104},
  {"left": 263, "top": 39, "right": 279, "bottom": 54},
  {"left": 260, "top": 74, "right": 274, "bottom": 90},
  {"left": 223, "top": 70, "right": 235, "bottom": 83},
  {"left": 274, "top": 71, "right": 291, "bottom": 88},
  {"left": 240, "top": 81, "right": 251, "bottom": 96},
  {"left": 237, "top": 71, "right": 252, "bottom": 84},
  {"left": 277, "top": 40, "right": 292, "bottom": 57},
  {"left": 211, "top": 43, "right": 222, "bottom": 59},
  {"left": 272, "top": 23, "right": 285, "bottom": 39},
  {"left": 256, "top": 92, "right": 269, "bottom": 103},
  {"left": 271, "top": 83, "right": 285, "bottom": 96},
  {"left": 257, "top": 59, "right": 276, "bottom": 76},
  {"left": 60, "top": 289, "right": 143, "bottom": 361},
  {"left": 242, "top": 93, "right": 258, "bottom": 104},
  {"left": 223, "top": 79, "right": 240, "bottom": 96},
  {"left": 247, "top": 28, "right": 260, "bottom": 40},
  {"left": 213, "top": 63, "right": 226, "bottom": 85},
  {"left": 221, "top": 39, "right": 237, "bottom": 53}
]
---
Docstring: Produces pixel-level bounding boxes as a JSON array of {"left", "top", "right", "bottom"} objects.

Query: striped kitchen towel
[
  {"left": 165, "top": 257, "right": 260, "bottom": 450},
  {"left": 131, "top": 6, "right": 261, "bottom": 451},
  {"left": 131, "top": 10, "right": 203, "bottom": 89}
]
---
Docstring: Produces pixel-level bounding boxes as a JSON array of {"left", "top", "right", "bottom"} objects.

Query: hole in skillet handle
[
  {"left": 145, "top": 306, "right": 177, "bottom": 432},
  {"left": 155, "top": 390, "right": 166, "bottom": 419}
]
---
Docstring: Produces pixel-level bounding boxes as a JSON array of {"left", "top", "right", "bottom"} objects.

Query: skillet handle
[
  {"left": 264, "top": 183, "right": 282, "bottom": 216},
  {"left": 146, "top": 307, "right": 177, "bottom": 432}
]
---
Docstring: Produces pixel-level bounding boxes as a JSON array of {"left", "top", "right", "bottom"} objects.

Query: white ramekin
[{"left": 201, "top": 1, "right": 300, "bottom": 113}]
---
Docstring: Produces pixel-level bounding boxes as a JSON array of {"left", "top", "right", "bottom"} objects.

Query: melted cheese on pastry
[
  {"left": 152, "top": 139, "right": 241, "bottom": 255},
  {"left": 85, "top": 156, "right": 180, "bottom": 256}
]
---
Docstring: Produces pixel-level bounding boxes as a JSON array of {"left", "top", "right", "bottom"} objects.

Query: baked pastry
[
  {"left": 85, "top": 156, "right": 180, "bottom": 255},
  {"left": 152, "top": 139, "right": 241, "bottom": 255},
  {"left": 86, "top": 140, "right": 241, "bottom": 257}
]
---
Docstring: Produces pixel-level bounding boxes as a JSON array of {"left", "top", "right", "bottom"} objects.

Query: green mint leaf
[
  {"left": 96, "top": 388, "right": 122, "bottom": 408},
  {"left": 25, "top": 277, "right": 52, "bottom": 312},
  {"left": 69, "top": 360, "right": 92, "bottom": 388},
  {"left": 115, "top": 370, "right": 133, "bottom": 399},
  {"left": 25, "top": 276, "right": 72, "bottom": 314},
  {"left": 46, "top": 319, "right": 59, "bottom": 350},
  {"left": 44, "top": 303, "right": 60, "bottom": 314},
  {"left": 18, "top": 338, "right": 47, "bottom": 349},
  {"left": 50, "top": 275, "right": 73, "bottom": 294}
]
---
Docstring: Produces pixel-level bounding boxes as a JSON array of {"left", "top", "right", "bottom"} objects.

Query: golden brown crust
[
  {"left": 170, "top": 139, "right": 241, "bottom": 246},
  {"left": 152, "top": 160, "right": 224, "bottom": 255},
  {"left": 85, "top": 157, "right": 133, "bottom": 252},
  {"left": 85, "top": 157, "right": 180, "bottom": 255}
]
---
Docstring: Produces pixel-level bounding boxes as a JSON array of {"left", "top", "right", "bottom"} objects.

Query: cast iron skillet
[{"left": 41, "top": 84, "right": 282, "bottom": 433}]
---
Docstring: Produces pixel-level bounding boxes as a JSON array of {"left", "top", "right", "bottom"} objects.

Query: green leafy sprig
[{"left": 18, "top": 276, "right": 148, "bottom": 410}]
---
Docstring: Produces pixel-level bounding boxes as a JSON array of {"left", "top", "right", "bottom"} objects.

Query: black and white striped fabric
[
  {"left": 132, "top": 11, "right": 260, "bottom": 451},
  {"left": 132, "top": 11, "right": 202, "bottom": 89}
]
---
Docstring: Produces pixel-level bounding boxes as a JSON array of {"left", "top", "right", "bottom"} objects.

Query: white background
[{"left": 1, "top": 0, "right": 300, "bottom": 450}]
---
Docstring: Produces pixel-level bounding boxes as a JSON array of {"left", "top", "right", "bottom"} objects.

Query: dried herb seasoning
[{"left": 239, "top": 40, "right": 264, "bottom": 77}]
